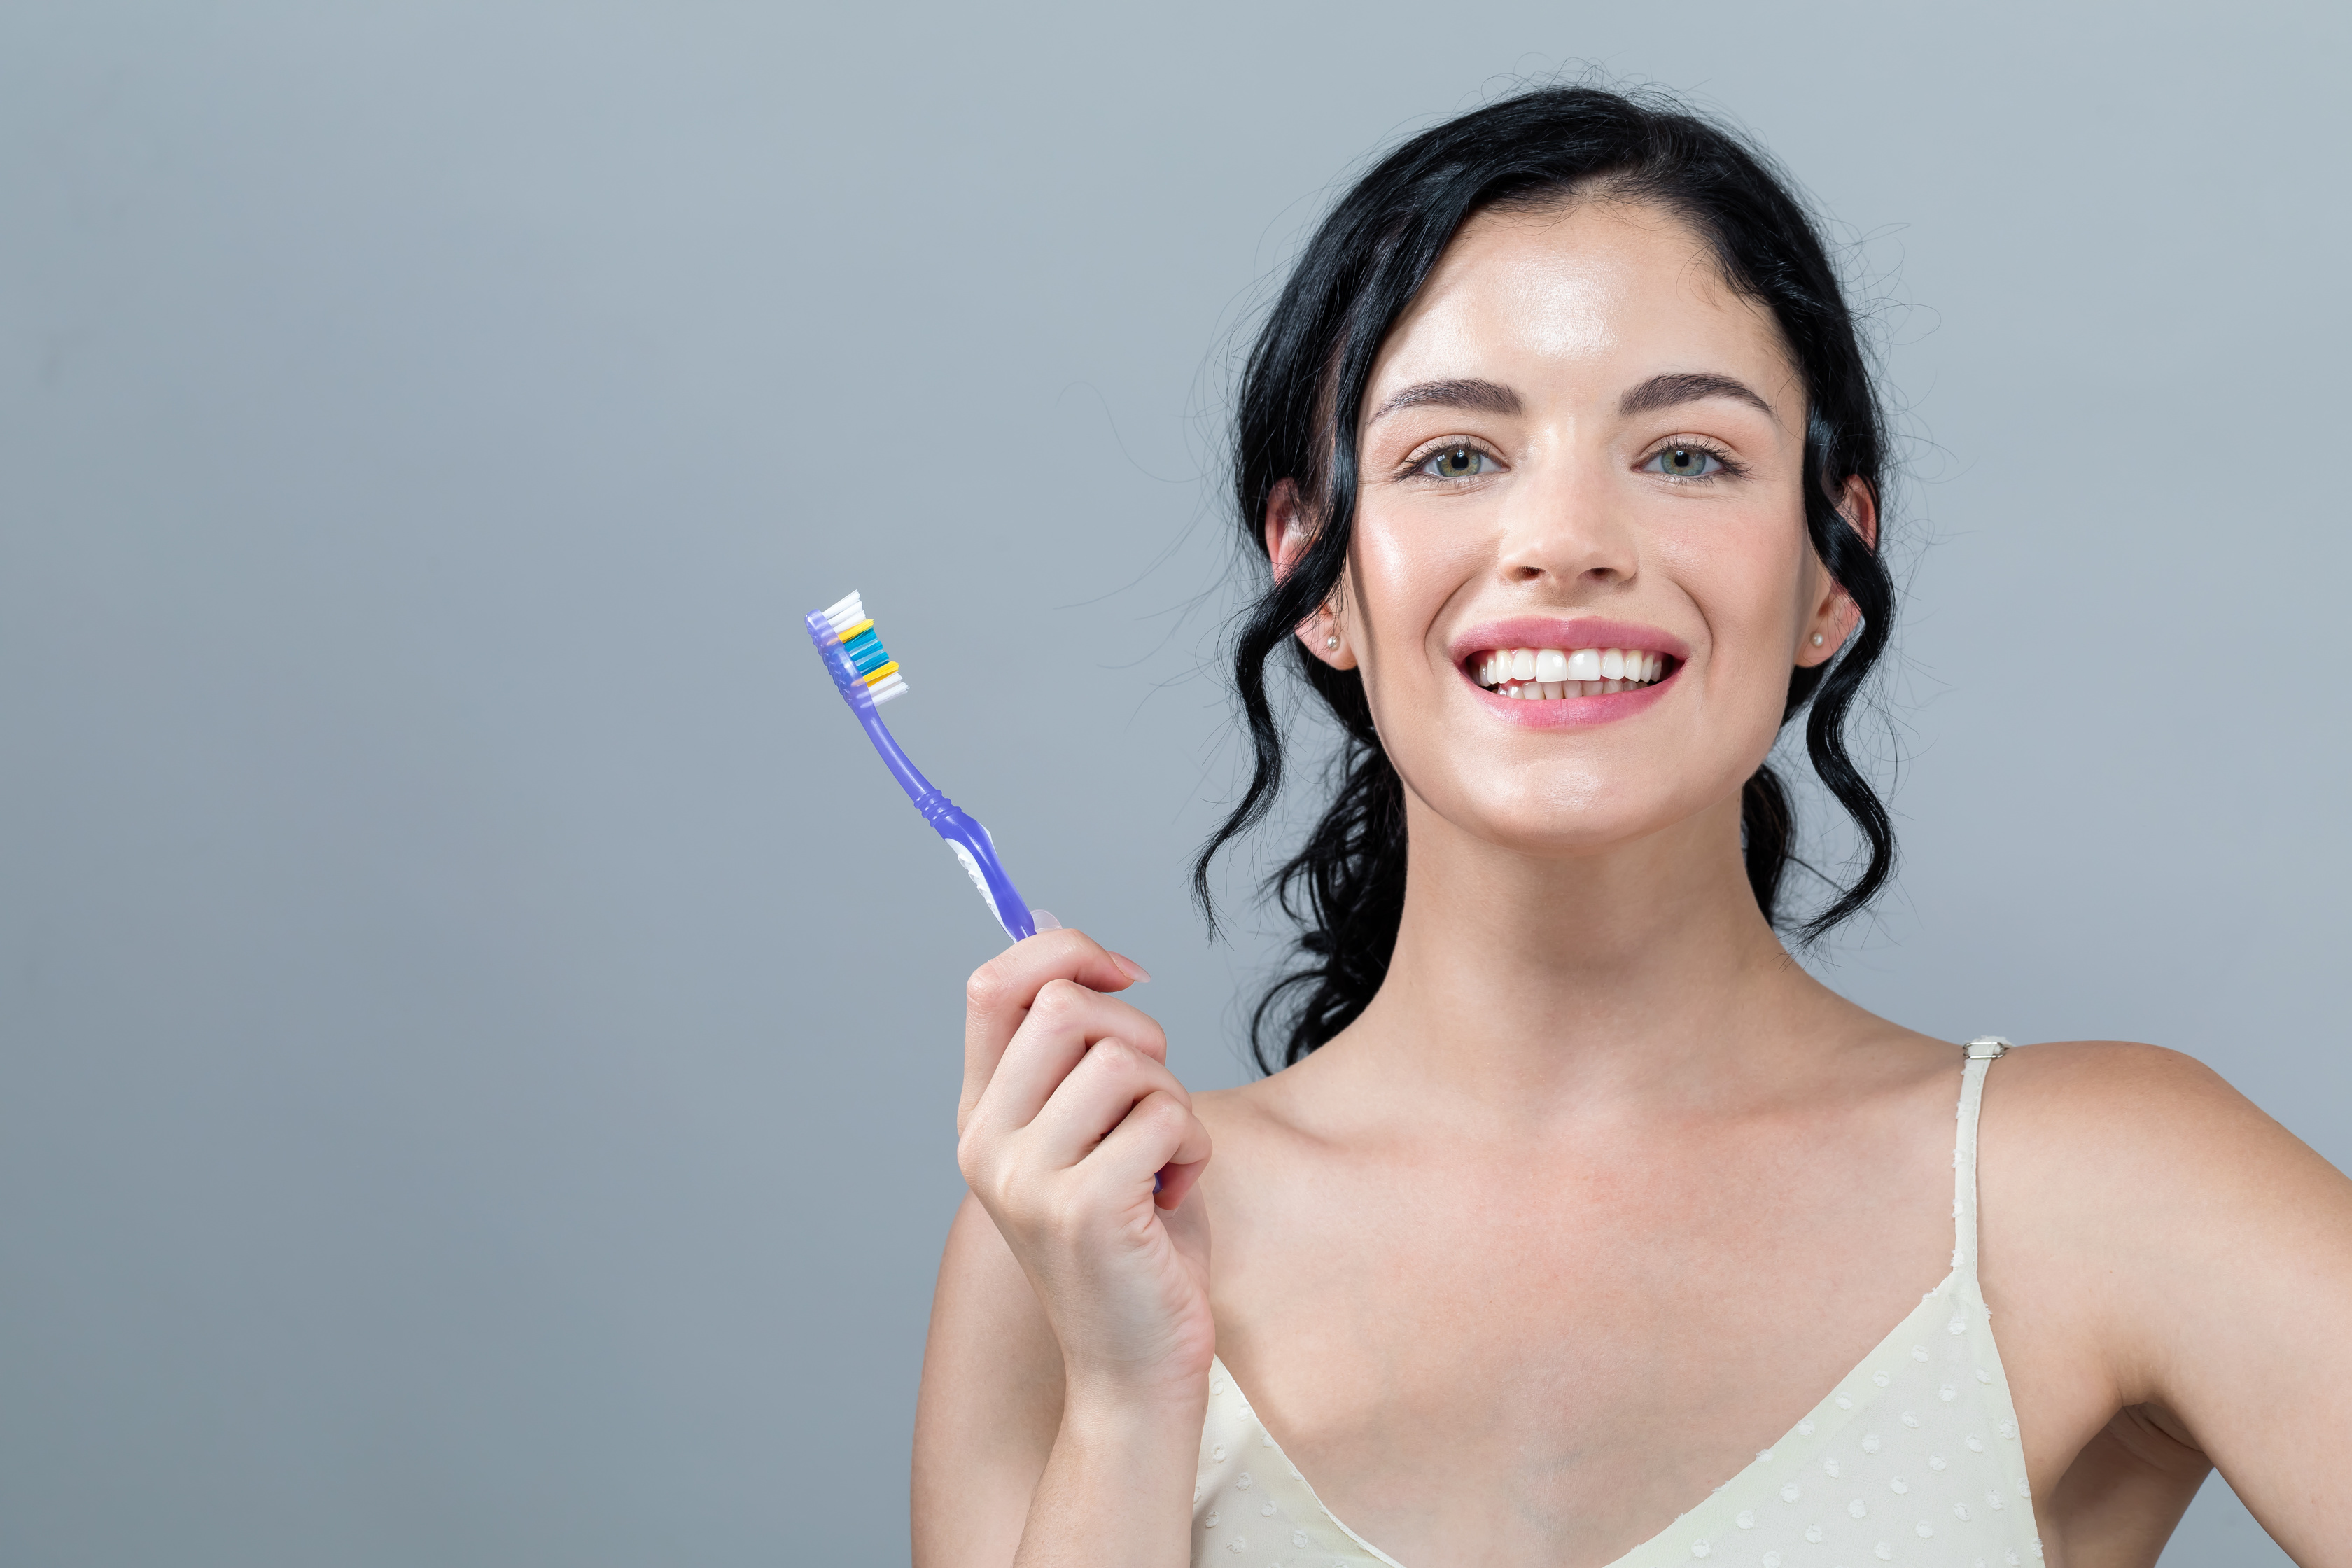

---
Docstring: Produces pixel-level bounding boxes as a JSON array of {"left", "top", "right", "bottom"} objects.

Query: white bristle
[
  {"left": 869, "top": 673, "right": 909, "bottom": 704},
  {"left": 821, "top": 589, "right": 862, "bottom": 621},
  {"left": 824, "top": 598, "right": 865, "bottom": 635}
]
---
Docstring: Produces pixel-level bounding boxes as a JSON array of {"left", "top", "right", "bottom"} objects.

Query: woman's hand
[{"left": 957, "top": 928, "right": 1214, "bottom": 1402}]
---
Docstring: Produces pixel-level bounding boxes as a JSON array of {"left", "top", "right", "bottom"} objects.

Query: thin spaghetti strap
[{"left": 1952, "top": 1037, "right": 2010, "bottom": 1273}]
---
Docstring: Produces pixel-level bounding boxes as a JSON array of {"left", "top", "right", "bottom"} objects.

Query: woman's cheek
[
  {"left": 1352, "top": 511, "right": 1479, "bottom": 612},
  {"left": 1658, "top": 519, "right": 1812, "bottom": 671}
]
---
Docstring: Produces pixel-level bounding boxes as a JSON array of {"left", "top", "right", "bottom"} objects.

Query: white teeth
[{"left": 1474, "top": 645, "right": 1672, "bottom": 699}]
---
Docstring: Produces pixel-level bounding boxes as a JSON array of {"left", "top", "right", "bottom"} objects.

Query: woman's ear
[
  {"left": 1263, "top": 478, "right": 1310, "bottom": 580},
  {"left": 1837, "top": 474, "right": 1879, "bottom": 551},
  {"left": 1264, "top": 479, "right": 1355, "bottom": 670},
  {"left": 1798, "top": 476, "right": 1877, "bottom": 666}
]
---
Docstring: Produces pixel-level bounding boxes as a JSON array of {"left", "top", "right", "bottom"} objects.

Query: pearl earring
[
  {"left": 1811, "top": 632, "right": 1825, "bottom": 647},
  {"left": 1325, "top": 633, "right": 1340, "bottom": 650}
]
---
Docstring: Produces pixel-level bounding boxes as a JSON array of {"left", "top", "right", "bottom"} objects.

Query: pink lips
[{"left": 1449, "top": 617, "right": 1690, "bottom": 729}]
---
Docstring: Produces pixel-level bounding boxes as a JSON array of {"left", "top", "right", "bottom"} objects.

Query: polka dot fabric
[{"left": 1193, "top": 1042, "right": 2041, "bottom": 1568}]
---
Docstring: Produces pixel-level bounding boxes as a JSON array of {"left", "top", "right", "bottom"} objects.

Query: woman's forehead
[{"left": 1371, "top": 200, "right": 1796, "bottom": 410}]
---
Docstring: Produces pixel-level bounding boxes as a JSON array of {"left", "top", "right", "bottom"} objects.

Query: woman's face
[{"left": 1275, "top": 198, "right": 1865, "bottom": 861}]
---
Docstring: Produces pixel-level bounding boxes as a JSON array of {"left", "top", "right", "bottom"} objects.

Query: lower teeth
[{"left": 1490, "top": 678, "right": 1648, "bottom": 699}]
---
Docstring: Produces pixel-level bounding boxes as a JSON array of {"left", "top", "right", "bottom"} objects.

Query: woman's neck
[{"left": 1320, "top": 788, "right": 1864, "bottom": 1131}]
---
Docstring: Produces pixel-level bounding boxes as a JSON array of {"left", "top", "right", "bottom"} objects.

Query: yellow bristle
[
  {"left": 836, "top": 618, "right": 875, "bottom": 643},
  {"left": 861, "top": 660, "right": 900, "bottom": 686}
]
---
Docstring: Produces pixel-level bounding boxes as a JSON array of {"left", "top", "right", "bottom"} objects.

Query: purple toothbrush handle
[{"left": 806, "top": 611, "right": 1035, "bottom": 942}]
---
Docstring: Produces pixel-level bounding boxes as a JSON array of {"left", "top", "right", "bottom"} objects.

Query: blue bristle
[
  {"left": 852, "top": 645, "right": 890, "bottom": 675},
  {"left": 843, "top": 627, "right": 883, "bottom": 659}
]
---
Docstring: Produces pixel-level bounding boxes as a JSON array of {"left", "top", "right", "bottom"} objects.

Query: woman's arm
[
  {"left": 912, "top": 1194, "right": 1063, "bottom": 1568},
  {"left": 1986, "top": 1042, "right": 2352, "bottom": 1566},
  {"left": 913, "top": 1198, "right": 1210, "bottom": 1568},
  {"left": 911, "top": 930, "right": 1214, "bottom": 1568}
]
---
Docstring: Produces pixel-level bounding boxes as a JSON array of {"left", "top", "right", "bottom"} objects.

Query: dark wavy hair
[{"left": 1192, "top": 85, "right": 1898, "bottom": 1074}]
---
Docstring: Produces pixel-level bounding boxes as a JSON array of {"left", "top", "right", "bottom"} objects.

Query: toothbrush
[{"left": 806, "top": 590, "right": 1043, "bottom": 942}]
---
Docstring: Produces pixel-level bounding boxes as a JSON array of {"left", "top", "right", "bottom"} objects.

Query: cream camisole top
[{"left": 1192, "top": 1040, "right": 2042, "bottom": 1568}]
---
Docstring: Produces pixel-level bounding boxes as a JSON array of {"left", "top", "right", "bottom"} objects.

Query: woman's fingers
[
  {"left": 1091, "top": 1088, "right": 1212, "bottom": 1210},
  {"left": 960, "top": 930, "right": 1151, "bottom": 1131},
  {"left": 1019, "top": 1038, "right": 1194, "bottom": 1170},
  {"left": 948, "top": 934, "right": 1212, "bottom": 1415},
  {"left": 1152, "top": 1154, "right": 1210, "bottom": 1211},
  {"left": 973, "top": 982, "right": 1172, "bottom": 1138}
]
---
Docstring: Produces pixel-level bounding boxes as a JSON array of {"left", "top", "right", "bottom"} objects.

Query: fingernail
[
  {"left": 1153, "top": 1172, "right": 1163, "bottom": 1192},
  {"left": 1112, "top": 953, "right": 1153, "bottom": 984}
]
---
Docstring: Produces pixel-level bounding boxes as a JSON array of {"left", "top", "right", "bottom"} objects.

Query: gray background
[{"left": 1, "top": 2, "right": 2339, "bottom": 1563}]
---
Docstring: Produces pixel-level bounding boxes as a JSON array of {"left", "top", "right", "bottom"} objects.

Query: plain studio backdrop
[{"left": 1, "top": 3, "right": 2342, "bottom": 1563}]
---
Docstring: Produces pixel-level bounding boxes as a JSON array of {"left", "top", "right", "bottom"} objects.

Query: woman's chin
[{"left": 1418, "top": 797, "right": 1698, "bottom": 863}]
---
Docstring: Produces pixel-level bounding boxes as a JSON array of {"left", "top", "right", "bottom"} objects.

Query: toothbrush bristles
[
  {"left": 821, "top": 591, "right": 866, "bottom": 636},
  {"left": 815, "top": 589, "right": 909, "bottom": 703}
]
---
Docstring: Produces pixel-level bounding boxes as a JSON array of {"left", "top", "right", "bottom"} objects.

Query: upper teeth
[{"left": 1472, "top": 646, "right": 1667, "bottom": 698}]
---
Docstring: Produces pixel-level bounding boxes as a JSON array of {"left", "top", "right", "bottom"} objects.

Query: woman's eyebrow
[
  {"left": 1365, "top": 377, "right": 1523, "bottom": 426},
  {"left": 1618, "top": 371, "right": 1779, "bottom": 422}
]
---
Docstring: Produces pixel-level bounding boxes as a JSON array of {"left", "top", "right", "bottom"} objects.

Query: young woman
[{"left": 912, "top": 88, "right": 2352, "bottom": 1568}]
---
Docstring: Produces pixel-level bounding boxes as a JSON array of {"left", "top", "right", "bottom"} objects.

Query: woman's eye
[
  {"left": 1647, "top": 445, "right": 1723, "bottom": 479},
  {"left": 1420, "top": 444, "right": 1492, "bottom": 479}
]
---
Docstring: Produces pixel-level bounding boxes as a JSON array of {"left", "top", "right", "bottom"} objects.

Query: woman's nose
[{"left": 1494, "top": 459, "right": 1637, "bottom": 587}]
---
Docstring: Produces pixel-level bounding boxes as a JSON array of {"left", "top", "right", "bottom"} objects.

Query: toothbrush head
[{"left": 809, "top": 590, "right": 909, "bottom": 706}]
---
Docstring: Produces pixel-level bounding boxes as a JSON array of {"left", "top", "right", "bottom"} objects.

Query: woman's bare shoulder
[
  {"left": 1186, "top": 1065, "right": 1350, "bottom": 1242},
  {"left": 1977, "top": 1040, "right": 2352, "bottom": 1368},
  {"left": 1982, "top": 1037, "right": 2319, "bottom": 1166},
  {"left": 1194, "top": 1074, "right": 1291, "bottom": 1135},
  {"left": 1192, "top": 1057, "right": 1348, "bottom": 1166},
  {"left": 1980, "top": 1038, "right": 2343, "bottom": 1219}
]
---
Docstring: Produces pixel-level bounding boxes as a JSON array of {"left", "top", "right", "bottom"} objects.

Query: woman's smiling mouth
[
  {"left": 1467, "top": 643, "right": 1674, "bottom": 700},
  {"left": 1450, "top": 620, "right": 1690, "bottom": 714}
]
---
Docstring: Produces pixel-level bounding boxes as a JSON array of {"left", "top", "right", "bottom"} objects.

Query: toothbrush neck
[{"left": 859, "top": 708, "right": 942, "bottom": 809}]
